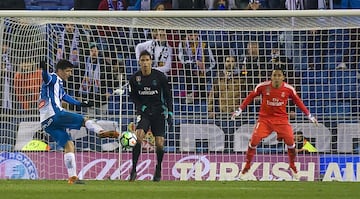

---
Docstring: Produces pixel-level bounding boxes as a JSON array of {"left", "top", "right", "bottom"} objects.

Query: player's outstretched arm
[
  {"left": 40, "top": 60, "right": 47, "bottom": 71},
  {"left": 62, "top": 94, "right": 94, "bottom": 107},
  {"left": 40, "top": 60, "right": 52, "bottom": 84}
]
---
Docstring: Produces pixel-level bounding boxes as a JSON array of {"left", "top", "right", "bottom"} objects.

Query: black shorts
[{"left": 136, "top": 114, "right": 166, "bottom": 137}]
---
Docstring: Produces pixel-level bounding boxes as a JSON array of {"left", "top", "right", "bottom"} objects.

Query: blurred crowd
[{"left": 0, "top": 0, "right": 359, "bottom": 10}]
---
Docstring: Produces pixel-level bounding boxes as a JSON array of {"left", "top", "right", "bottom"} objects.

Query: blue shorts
[{"left": 42, "top": 111, "right": 84, "bottom": 148}]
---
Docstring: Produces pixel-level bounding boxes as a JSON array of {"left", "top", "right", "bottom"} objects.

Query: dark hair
[
  {"left": 213, "top": 0, "right": 229, "bottom": 9},
  {"left": 55, "top": 59, "right": 74, "bottom": 71},
  {"left": 272, "top": 63, "right": 286, "bottom": 75},
  {"left": 295, "top": 131, "right": 303, "bottom": 136},
  {"left": 139, "top": 50, "right": 151, "bottom": 59}
]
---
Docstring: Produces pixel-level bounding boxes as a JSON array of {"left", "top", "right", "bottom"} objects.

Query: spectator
[
  {"left": 294, "top": 131, "right": 318, "bottom": 153},
  {"left": 239, "top": 41, "right": 267, "bottom": 88},
  {"left": 178, "top": 30, "right": 216, "bottom": 103},
  {"left": 209, "top": 0, "right": 230, "bottom": 9},
  {"left": 245, "top": 0, "right": 264, "bottom": 9},
  {"left": 98, "top": 0, "right": 127, "bottom": 10},
  {"left": 14, "top": 60, "right": 42, "bottom": 112},
  {"left": 208, "top": 54, "right": 245, "bottom": 119},
  {"left": 152, "top": 0, "right": 166, "bottom": 10},
  {"left": 56, "top": 24, "right": 80, "bottom": 66},
  {"left": 206, "top": 0, "right": 239, "bottom": 9},
  {"left": 135, "top": 29, "right": 173, "bottom": 75},
  {"left": 80, "top": 43, "right": 111, "bottom": 115}
]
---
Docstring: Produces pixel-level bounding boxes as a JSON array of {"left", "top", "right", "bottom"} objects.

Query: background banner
[{"left": 0, "top": 152, "right": 319, "bottom": 181}]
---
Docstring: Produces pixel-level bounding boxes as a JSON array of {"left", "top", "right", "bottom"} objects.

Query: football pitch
[{"left": 1, "top": 180, "right": 358, "bottom": 199}]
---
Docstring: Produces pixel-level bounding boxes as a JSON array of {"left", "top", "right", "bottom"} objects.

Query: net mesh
[{"left": 0, "top": 11, "right": 359, "bottom": 181}]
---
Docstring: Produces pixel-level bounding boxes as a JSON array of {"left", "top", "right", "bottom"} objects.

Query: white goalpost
[{"left": 0, "top": 10, "right": 359, "bottom": 182}]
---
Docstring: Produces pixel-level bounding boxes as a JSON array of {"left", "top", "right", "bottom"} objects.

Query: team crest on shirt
[
  {"left": 266, "top": 86, "right": 270, "bottom": 95},
  {"left": 281, "top": 92, "right": 285, "bottom": 98},
  {"left": 38, "top": 99, "right": 46, "bottom": 109},
  {"left": 136, "top": 76, "right": 141, "bottom": 83}
]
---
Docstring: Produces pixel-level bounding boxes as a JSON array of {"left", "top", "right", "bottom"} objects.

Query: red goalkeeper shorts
[{"left": 249, "top": 118, "right": 295, "bottom": 147}]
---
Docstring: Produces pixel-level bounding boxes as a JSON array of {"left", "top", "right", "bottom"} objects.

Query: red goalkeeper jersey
[{"left": 240, "top": 81, "right": 310, "bottom": 123}]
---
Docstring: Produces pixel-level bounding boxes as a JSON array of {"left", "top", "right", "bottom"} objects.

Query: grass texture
[{"left": 1, "top": 180, "right": 358, "bottom": 199}]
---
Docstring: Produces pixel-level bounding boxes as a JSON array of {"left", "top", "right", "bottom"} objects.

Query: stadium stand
[{"left": 25, "top": 0, "right": 73, "bottom": 10}]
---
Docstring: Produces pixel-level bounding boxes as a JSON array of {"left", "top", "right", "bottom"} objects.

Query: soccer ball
[{"left": 120, "top": 131, "right": 137, "bottom": 148}]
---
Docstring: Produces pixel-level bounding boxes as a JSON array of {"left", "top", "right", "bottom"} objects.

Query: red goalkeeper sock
[
  {"left": 288, "top": 148, "right": 296, "bottom": 170},
  {"left": 242, "top": 147, "right": 256, "bottom": 174}
]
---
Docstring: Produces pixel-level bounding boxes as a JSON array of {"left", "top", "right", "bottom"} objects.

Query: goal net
[{"left": 0, "top": 10, "right": 359, "bottom": 181}]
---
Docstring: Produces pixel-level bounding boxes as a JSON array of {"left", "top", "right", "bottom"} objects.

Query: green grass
[{"left": 1, "top": 180, "right": 358, "bottom": 199}]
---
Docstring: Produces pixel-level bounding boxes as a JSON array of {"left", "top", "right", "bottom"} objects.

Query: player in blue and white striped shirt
[{"left": 39, "top": 59, "right": 119, "bottom": 184}]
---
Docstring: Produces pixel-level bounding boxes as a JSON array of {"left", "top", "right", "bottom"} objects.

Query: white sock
[
  {"left": 64, "top": 152, "right": 77, "bottom": 177},
  {"left": 85, "top": 119, "right": 104, "bottom": 134}
]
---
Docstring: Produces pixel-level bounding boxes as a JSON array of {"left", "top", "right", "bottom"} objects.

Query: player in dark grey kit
[{"left": 128, "top": 50, "right": 173, "bottom": 182}]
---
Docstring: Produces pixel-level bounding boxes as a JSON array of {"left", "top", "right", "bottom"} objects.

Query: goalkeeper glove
[
  {"left": 307, "top": 114, "right": 318, "bottom": 126},
  {"left": 231, "top": 108, "right": 242, "bottom": 120},
  {"left": 80, "top": 100, "right": 94, "bottom": 107},
  {"left": 141, "top": 105, "right": 147, "bottom": 112},
  {"left": 137, "top": 105, "right": 152, "bottom": 115}
]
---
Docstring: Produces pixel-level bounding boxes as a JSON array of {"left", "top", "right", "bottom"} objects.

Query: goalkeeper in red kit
[{"left": 231, "top": 64, "right": 318, "bottom": 180}]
